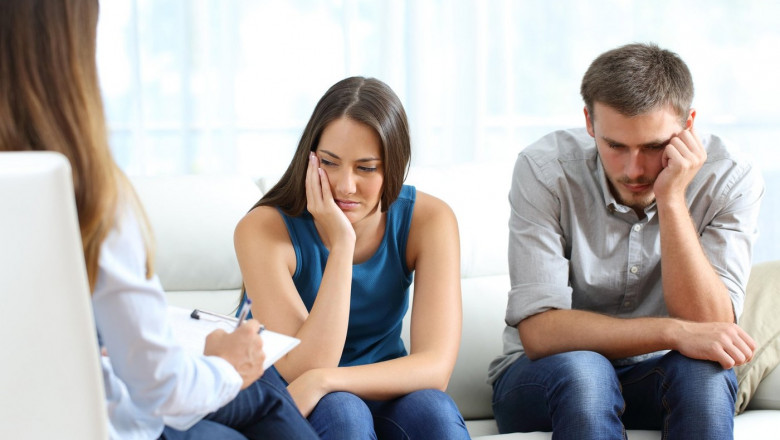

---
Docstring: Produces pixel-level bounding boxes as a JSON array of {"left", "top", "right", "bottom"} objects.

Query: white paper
[{"left": 167, "top": 305, "right": 300, "bottom": 370}]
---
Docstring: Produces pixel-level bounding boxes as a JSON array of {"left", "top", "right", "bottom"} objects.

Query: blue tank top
[{"left": 282, "top": 185, "right": 415, "bottom": 366}]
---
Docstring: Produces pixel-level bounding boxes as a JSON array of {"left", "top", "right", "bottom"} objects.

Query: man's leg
[
  {"left": 619, "top": 351, "right": 737, "bottom": 440},
  {"left": 492, "top": 351, "right": 625, "bottom": 439}
]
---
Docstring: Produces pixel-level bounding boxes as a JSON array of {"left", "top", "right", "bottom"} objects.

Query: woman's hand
[
  {"left": 287, "top": 368, "right": 329, "bottom": 417},
  {"left": 204, "top": 320, "right": 266, "bottom": 389},
  {"left": 305, "top": 152, "right": 355, "bottom": 248}
]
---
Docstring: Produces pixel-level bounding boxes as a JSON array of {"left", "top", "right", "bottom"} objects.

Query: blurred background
[{"left": 96, "top": 0, "right": 779, "bottom": 262}]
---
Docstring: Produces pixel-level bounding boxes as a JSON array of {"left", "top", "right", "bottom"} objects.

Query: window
[{"left": 97, "top": 0, "right": 780, "bottom": 261}]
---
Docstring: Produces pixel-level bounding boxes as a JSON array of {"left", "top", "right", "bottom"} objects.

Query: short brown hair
[
  {"left": 580, "top": 43, "right": 694, "bottom": 125},
  {"left": 257, "top": 76, "right": 411, "bottom": 215}
]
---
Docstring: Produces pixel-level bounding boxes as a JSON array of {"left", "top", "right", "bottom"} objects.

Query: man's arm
[
  {"left": 518, "top": 308, "right": 754, "bottom": 369},
  {"left": 654, "top": 128, "right": 734, "bottom": 322}
]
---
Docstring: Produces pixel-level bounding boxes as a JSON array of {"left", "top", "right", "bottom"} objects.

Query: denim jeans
[
  {"left": 492, "top": 350, "right": 737, "bottom": 440},
  {"left": 307, "top": 388, "right": 470, "bottom": 440},
  {"left": 161, "top": 368, "right": 319, "bottom": 440}
]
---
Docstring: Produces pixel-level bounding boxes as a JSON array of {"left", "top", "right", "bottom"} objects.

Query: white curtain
[{"left": 96, "top": 0, "right": 780, "bottom": 261}]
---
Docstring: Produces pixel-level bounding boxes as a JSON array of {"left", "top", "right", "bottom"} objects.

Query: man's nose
[{"left": 625, "top": 151, "right": 645, "bottom": 180}]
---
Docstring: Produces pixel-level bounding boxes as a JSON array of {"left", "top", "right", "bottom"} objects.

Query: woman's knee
[
  {"left": 309, "top": 392, "right": 374, "bottom": 439},
  {"left": 372, "top": 390, "right": 468, "bottom": 439}
]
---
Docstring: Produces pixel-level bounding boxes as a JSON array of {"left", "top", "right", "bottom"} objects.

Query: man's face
[{"left": 585, "top": 102, "right": 691, "bottom": 213}]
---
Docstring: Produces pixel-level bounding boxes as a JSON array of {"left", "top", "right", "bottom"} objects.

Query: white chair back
[{"left": 0, "top": 151, "right": 107, "bottom": 439}]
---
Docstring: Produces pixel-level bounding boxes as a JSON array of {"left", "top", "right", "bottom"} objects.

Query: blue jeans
[
  {"left": 492, "top": 351, "right": 737, "bottom": 440},
  {"left": 161, "top": 368, "right": 319, "bottom": 440},
  {"left": 307, "top": 389, "right": 470, "bottom": 440}
]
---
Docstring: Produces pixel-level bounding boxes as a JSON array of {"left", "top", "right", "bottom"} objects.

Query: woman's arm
[
  {"left": 234, "top": 154, "right": 356, "bottom": 381},
  {"left": 287, "top": 191, "right": 462, "bottom": 415},
  {"left": 94, "top": 207, "right": 244, "bottom": 427}
]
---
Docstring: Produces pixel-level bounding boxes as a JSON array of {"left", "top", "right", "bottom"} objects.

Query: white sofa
[{"left": 131, "top": 162, "right": 780, "bottom": 439}]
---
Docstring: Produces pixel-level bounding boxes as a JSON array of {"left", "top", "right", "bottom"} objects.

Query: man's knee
[
  {"left": 661, "top": 352, "right": 737, "bottom": 407},
  {"left": 493, "top": 351, "right": 624, "bottom": 433}
]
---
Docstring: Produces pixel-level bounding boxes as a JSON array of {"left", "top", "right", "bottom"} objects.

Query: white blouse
[{"left": 91, "top": 205, "right": 241, "bottom": 439}]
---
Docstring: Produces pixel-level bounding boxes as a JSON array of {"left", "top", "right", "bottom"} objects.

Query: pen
[{"left": 235, "top": 298, "right": 252, "bottom": 330}]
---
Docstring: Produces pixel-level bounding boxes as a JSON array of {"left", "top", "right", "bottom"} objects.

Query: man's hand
[
  {"left": 671, "top": 320, "right": 757, "bottom": 369},
  {"left": 204, "top": 319, "right": 266, "bottom": 389},
  {"left": 653, "top": 127, "right": 706, "bottom": 205}
]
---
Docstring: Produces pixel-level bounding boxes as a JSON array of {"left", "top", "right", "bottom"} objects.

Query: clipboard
[{"left": 167, "top": 305, "right": 300, "bottom": 370}]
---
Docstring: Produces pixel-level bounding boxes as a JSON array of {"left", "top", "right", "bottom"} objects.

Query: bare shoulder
[
  {"left": 407, "top": 190, "right": 459, "bottom": 260},
  {"left": 411, "top": 190, "right": 457, "bottom": 227},
  {"left": 234, "top": 205, "right": 290, "bottom": 247}
]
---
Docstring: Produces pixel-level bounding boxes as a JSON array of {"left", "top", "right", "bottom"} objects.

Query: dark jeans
[
  {"left": 161, "top": 368, "right": 319, "bottom": 440},
  {"left": 492, "top": 350, "right": 737, "bottom": 440},
  {"left": 307, "top": 388, "right": 470, "bottom": 440}
]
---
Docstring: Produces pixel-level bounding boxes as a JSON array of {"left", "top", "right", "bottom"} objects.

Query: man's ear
[
  {"left": 686, "top": 108, "right": 697, "bottom": 130},
  {"left": 584, "top": 106, "right": 595, "bottom": 137}
]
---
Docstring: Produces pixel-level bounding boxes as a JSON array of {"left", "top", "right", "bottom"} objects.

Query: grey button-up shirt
[{"left": 488, "top": 128, "right": 764, "bottom": 384}]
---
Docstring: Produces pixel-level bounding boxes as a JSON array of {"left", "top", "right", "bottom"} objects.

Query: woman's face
[{"left": 315, "top": 117, "right": 384, "bottom": 225}]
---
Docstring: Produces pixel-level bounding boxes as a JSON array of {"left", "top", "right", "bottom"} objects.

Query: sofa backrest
[{"left": 131, "top": 175, "right": 262, "bottom": 313}]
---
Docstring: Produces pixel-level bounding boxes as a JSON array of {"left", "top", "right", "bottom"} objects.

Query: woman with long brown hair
[
  {"left": 0, "top": 1, "right": 317, "bottom": 438},
  {"left": 235, "top": 76, "right": 469, "bottom": 439}
]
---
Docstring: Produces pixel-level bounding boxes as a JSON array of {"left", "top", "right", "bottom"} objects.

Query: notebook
[{"left": 167, "top": 305, "right": 300, "bottom": 370}]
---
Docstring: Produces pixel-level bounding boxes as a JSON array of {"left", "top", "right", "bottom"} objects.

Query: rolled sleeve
[
  {"left": 505, "top": 152, "right": 573, "bottom": 326},
  {"left": 697, "top": 158, "right": 764, "bottom": 322}
]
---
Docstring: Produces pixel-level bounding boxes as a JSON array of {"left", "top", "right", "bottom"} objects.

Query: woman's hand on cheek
[{"left": 305, "top": 153, "right": 355, "bottom": 247}]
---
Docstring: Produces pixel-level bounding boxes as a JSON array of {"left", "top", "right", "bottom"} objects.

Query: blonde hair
[{"left": 0, "top": 0, "right": 153, "bottom": 290}]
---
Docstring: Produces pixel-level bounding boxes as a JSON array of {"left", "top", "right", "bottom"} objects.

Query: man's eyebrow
[
  {"left": 601, "top": 136, "right": 625, "bottom": 147},
  {"left": 319, "top": 149, "right": 381, "bottom": 162},
  {"left": 639, "top": 135, "right": 675, "bottom": 149},
  {"left": 600, "top": 135, "right": 674, "bottom": 148}
]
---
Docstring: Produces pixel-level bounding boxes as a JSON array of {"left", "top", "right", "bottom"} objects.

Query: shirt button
[
  {"left": 630, "top": 266, "right": 639, "bottom": 274},
  {"left": 633, "top": 224, "right": 641, "bottom": 232},
  {"left": 624, "top": 301, "right": 633, "bottom": 308}
]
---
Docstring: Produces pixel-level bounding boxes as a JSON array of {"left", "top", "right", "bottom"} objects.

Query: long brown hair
[
  {"left": 256, "top": 76, "right": 411, "bottom": 215},
  {"left": 0, "top": 0, "right": 153, "bottom": 290}
]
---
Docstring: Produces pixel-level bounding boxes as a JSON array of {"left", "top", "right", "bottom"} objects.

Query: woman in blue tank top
[{"left": 235, "top": 77, "right": 469, "bottom": 439}]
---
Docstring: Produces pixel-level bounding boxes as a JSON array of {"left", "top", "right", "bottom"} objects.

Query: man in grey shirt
[{"left": 489, "top": 43, "right": 764, "bottom": 439}]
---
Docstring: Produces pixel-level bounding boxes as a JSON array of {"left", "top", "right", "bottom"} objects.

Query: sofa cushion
[{"left": 735, "top": 260, "right": 780, "bottom": 413}]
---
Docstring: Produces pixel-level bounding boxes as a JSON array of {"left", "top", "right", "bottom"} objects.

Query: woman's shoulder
[
  {"left": 410, "top": 189, "right": 455, "bottom": 221},
  {"left": 234, "top": 205, "right": 288, "bottom": 241},
  {"left": 407, "top": 189, "right": 457, "bottom": 240}
]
